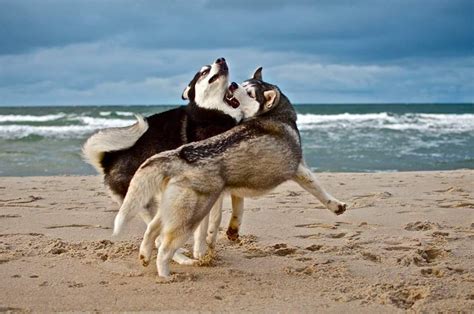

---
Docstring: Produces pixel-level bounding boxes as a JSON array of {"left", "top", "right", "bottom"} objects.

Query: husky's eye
[
  {"left": 247, "top": 91, "right": 255, "bottom": 98},
  {"left": 201, "top": 69, "right": 210, "bottom": 76}
]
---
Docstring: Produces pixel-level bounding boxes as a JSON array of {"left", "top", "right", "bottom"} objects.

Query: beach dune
[{"left": 0, "top": 171, "right": 473, "bottom": 312}]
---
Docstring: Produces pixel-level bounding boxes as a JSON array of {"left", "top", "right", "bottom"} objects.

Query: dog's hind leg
[
  {"left": 157, "top": 231, "right": 191, "bottom": 278},
  {"left": 156, "top": 188, "right": 222, "bottom": 277},
  {"left": 293, "top": 162, "right": 347, "bottom": 215},
  {"left": 193, "top": 213, "right": 209, "bottom": 259},
  {"left": 139, "top": 214, "right": 162, "bottom": 267},
  {"left": 226, "top": 195, "right": 244, "bottom": 241},
  {"left": 206, "top": 194, "right": 223, "bottom": 248}
]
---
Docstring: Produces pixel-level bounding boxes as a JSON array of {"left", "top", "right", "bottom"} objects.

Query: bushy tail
[
  {"left": 113, "top": 156, "right": 168, "bottom": 235},
  {"left": 82, "top": 114, "right": 148, "bottom": 174}
]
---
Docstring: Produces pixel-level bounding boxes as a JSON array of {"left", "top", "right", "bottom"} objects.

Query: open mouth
[{"left": 224, "top": 86, "right": 240, "bottom": 108}]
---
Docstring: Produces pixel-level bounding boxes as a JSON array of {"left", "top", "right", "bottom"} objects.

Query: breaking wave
[
  {"left": 0, "top": 113, "right": 67, "bottom": 122},
  {"left": 0, "top": 114, "right": 135, "bottom": 139},
  {"left": 297, "top": 113, "right": 474, "bottom": 133},
  {"left": 0, "top": 111, "right": 473, "bottom": 139}
]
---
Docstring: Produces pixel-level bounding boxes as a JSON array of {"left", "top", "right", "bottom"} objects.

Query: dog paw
[
  {"left": 139, "top": 254, "right": 149, "bottom": 267},
  {"left": 335, "top": 203, "right": 347, "bottom": 215},
  {"left": 193, "top": 247, "right": 207, "bottom": 260},
  {"left": 206, "top": 236, "right": 216, "bottom": 248},
  {"left": 327, "top": 200, "right": 347, "bottom": 215},
  {"left": 139, "top": 242, "right": 153, "bottom": 266},
  {"left": 226, "top": 227, "right": 240, "bottom": 241}
]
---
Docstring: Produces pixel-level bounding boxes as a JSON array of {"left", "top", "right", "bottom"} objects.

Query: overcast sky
[{"left": 0, "top": 0, "right": 473, "bottom": 106}]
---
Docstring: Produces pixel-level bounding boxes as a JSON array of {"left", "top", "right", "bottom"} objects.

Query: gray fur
[
  {"left": 114, "top": 84, "right": 294, "bottom": 277},
  {"left": 114, "top": 77, "right": 347, "bottom": 278}
]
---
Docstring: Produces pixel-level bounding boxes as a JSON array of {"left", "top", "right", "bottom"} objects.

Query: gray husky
[{"left": 114, "top": 69, "right": 347, "bottom": 277}]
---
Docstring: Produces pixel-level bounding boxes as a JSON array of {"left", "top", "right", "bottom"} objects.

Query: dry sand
[{"left": 0, "top": 171, "right": 473, "bottom": 312}]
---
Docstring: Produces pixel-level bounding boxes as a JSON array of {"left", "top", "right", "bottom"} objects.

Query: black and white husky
[
  {"left": 114, "top": 69, "right": 347, "bottom": 278},
  {"left": 83, "top": 58, "right": 245, "bottom": 263}
]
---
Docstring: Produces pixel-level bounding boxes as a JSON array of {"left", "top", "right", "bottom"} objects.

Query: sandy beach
[{"left": 0, "top": 171, "right": 473, "bottom": 312}]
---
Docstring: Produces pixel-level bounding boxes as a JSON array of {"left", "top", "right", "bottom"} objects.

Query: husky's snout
[
  {"left": 208, "top": 57, "right": 228, "bottom": 84},
  {"left": 215, "top": 58, "right": 227, "bottom": 66},
  {"left": 229, "top": 82, "right": 238, "bottom": 92},
  {"left": 215, "top": 57, "right": 228, "bottom": 75}
]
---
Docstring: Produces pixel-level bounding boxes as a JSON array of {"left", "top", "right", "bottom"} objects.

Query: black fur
[{"left": 100, "top": 103, "right": 237, "bottom": 198}]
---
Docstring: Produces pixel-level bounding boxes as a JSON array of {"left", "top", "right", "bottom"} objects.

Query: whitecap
[
  {"left": 116, "top": 111, "right": 135, "bottom": 116},
  {"left": 297, "top": 113, "right": 474, "bottom": 134},
  {"left": 71, "top": 116, "right": 135, "bottom": 128},
  {"left": 0, "top": 113, "right": 66, "bottom": 122},
  {"left": 0, "top": 118, "right": 135, "bottom": 139}
]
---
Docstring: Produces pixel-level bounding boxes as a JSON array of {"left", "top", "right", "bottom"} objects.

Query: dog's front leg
[
  {"left": 226, "top": 195, "right": 244, "bottom": 241},
  {"left": 293, "top": 162, "right": 346, "bottom": 215}
]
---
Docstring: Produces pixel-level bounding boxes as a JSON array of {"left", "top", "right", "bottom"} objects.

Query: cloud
[
  {"left": 0, "top": 41, "right": 472, "bottom": 105},
  {"left": 1, "top": 0, "right": 472, "bottom": 60},
  {"left": 0, "top": 0, "right": 472, "bottom": 105}
]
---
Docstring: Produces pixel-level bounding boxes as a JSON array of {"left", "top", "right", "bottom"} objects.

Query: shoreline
[{"left": 1, "top": 170, "right": 473, "bottom": 312}]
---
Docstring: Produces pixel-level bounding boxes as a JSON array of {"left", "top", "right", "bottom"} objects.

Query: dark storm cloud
[
  {"left": 0, "top": 0, "right": 472, "bottom": 105},
  {"left": 1, "top": 0, "right": 472, "bottom": 60}
]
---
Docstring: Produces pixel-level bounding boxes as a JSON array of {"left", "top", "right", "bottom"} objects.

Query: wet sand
[{"left": 0, "top": 171, "right": 473, "bottom": 312}]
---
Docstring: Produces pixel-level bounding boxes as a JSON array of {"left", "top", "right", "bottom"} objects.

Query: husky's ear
[
  {"left": 182, "top": 85, "right": 190, "bottom": 100},
  {"left": 263, "top": 88, "right": 280, "bottom": 110},
  {"left": 252, "top": 67, "right": 263, "bottom": 80}
]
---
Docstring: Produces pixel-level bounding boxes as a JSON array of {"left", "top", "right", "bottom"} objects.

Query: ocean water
[{"left": 0, "top": 104, "right": 472, "bottom": 176}]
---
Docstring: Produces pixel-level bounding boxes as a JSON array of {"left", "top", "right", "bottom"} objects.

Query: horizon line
[{"left": 0, "top": 102, "right": 473, "bottom": 108}]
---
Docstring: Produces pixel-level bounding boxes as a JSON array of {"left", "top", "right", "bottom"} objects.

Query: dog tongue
[
  {"left": 228, "top": 97, "right": 240, "bottom": 108},
  {"left": 225, "top": 93, "right": 240, "bottom": 108},
  {"left": 224, "top": 89, "right": 240, "bottom": 108}
]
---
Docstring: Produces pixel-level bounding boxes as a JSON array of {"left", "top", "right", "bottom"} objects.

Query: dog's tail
[
  {"left": 82, "top": 114, "right": 148, "bottom": 174},
  {"left": 113, "top": 155, "right": 169, "bottom": 236}
]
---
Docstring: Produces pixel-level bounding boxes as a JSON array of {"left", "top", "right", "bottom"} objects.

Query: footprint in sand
[
  {"left": 0, "top": 214, "right": 21, "bottom": 218},
  {"left": 286, "top": 191, "right": 301, "bottom": 197},
  {"left": 0, "top": 195, "right": 43, "bottom": 204},
  {"left": 326, "top": 232, "right": 346, "bottom": 239},
  {"left": 243, "top": 242, "right": 299, "bottom": 259},
  {"left": 388, "top": 286, "right": 429, "bottom": 310},
  {"left": 398, "top": 246, "right": 447, "bottom": 267},
  {"left": 45, "top": 224, "right": 111, "bottom": 230},
  {"left": 270, "top": 243, "right": 298, "bottom": 256},
  {"left": 296, "top": 232, "right": 347, "bottom": 239},
  {"left": 155, "top": 272, "right": 198, "bottom": 284},
  {"left": 295, "top": 222, "right": 338, "bottom": 230},
  {"left": 295, "top": 233, "right": 322, "bottom": 239},
  {"left": 350, "top": 191, "right": 393, "bottom": 209},
  {"left": 420, "top": 267, "right": 445, "bottom": 277},
  {"left": 437, "top": 201, "right": 474, "bottom": 209},
  {"left": 0, "top": 307, "right": 26, "bottom": 312},
  {"left": 434, "top": 186, "right": 466, "bottom": 193},
  {"left": 405, "top": 221, "right": 440, "bottom": 231},
  {"left": 360, "top": 251, "right": 381, "bottom": 262},
  {"left": 0, "top": 195, "right": 44, "bottom": 208},
  {"left": 305, "top": 244, "right": 323, "bottom": 251}
]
